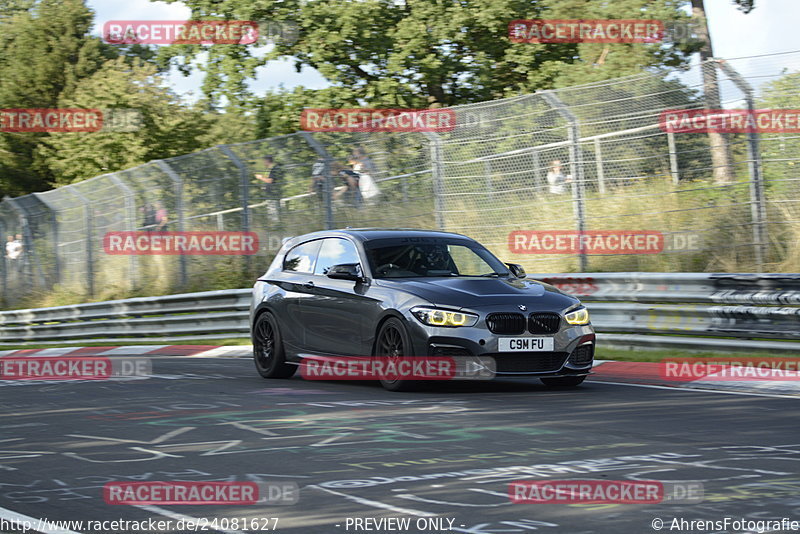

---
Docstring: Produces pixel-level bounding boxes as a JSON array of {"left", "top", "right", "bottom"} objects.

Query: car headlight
[
  {"left": 411, "top": 307, "right": 479, "bottom": 327},
  {"left": 565, "top": 307, "right": 590, "bottom": 325}
]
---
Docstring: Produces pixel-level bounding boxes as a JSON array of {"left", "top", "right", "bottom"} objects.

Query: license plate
[{"left": 498, "top": 337, "right": 554, "bottom": 352}]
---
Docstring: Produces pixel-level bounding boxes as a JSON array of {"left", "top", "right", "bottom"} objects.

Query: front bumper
[{"left": 404, "top": 312, "right": 595, "bottom": 377}]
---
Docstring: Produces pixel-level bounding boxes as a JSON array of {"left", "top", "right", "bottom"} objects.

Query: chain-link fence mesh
[{"left": 2, "top": 52, "right": 799, "bottom": 308}]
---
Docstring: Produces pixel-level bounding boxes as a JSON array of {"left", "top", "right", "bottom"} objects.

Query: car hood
[{"left": 375, "top": 277, "right": 579, "bottom": 310}]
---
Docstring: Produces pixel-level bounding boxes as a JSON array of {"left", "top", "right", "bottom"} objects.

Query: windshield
[{"left": 365, "top": 240, "right": 509, "bottom": 279}]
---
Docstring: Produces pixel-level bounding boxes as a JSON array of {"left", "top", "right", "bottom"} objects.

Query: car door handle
[{"left": 303, "top": 281, "right": 315, "bottom": 290}]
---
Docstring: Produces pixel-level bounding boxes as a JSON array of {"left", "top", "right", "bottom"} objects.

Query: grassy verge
[{"left": 594, "top": 346, "right": 793, "bottom": 363}]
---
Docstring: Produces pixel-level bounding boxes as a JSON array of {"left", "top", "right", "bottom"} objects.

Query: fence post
[
  {"left": 423, "top": 132, "right": 445, "bottom": 231},
  {"left": 716, "top": 59, "right": 767, "bottom": 272},
  {"left": 593, "top": 138, "right": 606, "bottom": 195},
  {"left": 540, "top": 90, "right": 588, "bottom": 271},
  {"left": 64, "top": 187, "right": 95, "bottom": 298},
  {"left": 216, "top": 147, "right": 253, "bottom": 274},
  {"left": 155, "top": 160, "right": 189, "bottom": 286},
  {"left": 300, "top": 132, "right": 334, "bottom": 230},
  {"left": 667, "top": 132, "right": 680, "bottom": 185},
  {"left": 530, "top": 150, "right": 543, "bottom": 195},
  {"left": 107, "top": 173, "right": 139, "bottom": 290},
  {"left": 49, "top": 201, "right": 61, "bottom": 286},
  {"left": 31, "top": 192, "right": 61, "bottom": 289}
]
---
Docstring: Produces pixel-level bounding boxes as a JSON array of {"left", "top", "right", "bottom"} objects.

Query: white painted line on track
[
  {"left": 103, "top": 346, "right": 169, "bottom": 355},
  {"left": 191, "top": 346, "right": 252, "bottom": 358},
  {"left": 590, "top": 379, "right": 800, "bottom": 399},
  {"left": 28, "top": 348, "right": 78, "bottom": 357},
  {"left": 0, "top": 505, "right": 83, "bottom": 534},
  {"left": 310, "top": 484, "right": 437, "bottom": 517},
  {"left": 135, "top": 504, "right": 247, "bottom": 534}
]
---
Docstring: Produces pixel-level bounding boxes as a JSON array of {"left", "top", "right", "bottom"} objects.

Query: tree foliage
[
  {"left": 0, "top": 0, "right": 251, "bottom": 196},
  {"left": 159, "top": 0, "right": 697, "bottom": 110},
  {"left": 37, "top": 58, "right": 217, "bottom": 186}
]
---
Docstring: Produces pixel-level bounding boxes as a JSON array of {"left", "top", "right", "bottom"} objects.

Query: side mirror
[
  {"left": 327, "top": 263, "right": 364, "bottom": 282},
  {"left": 506, "top": 263, "right": 526, "bottom": 279}
]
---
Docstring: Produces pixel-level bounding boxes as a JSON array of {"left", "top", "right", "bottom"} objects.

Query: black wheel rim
[
  {"left": 255, "top": 318, "right": 275, "bottom": 369},
  {"left": 378, "top": 325, "right": 404, "bottom": 383}
]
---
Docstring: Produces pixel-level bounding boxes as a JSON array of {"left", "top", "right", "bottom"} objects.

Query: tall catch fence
[{"left": 2, "top": 52, "right": 799, "bottom": 308}]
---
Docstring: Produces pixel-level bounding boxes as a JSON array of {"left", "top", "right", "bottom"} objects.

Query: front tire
[
  {"left": 540, "top": 375, "right": 586, "bottom": 387},
  {"left": 375, "top": 317, "right": 418, "bottom": 392},
  {"left": 253, "top": 311, "right": 296, "bottom": 379}
]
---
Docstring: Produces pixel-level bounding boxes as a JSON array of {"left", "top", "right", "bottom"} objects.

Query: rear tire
[
  {"left": 375, "top": 317, "right": 418, "bottom": 392},
  {"left": 253, "top": 312, "right": 296, "bottom": 379},
  {"left": 540, "top": 376, "right": 586, "bottom": 387}
]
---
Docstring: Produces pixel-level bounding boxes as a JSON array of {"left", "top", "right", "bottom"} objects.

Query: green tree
[
  {"left": 37, "top": 58, "right": 212, "bottom": 185},
  {"left": 0, "top": 0, "right": 109, "bottom": 195},
  {"left": 158, "top": 0, "right": 695, "bottom": 110},
  {"left": 254, "top": 86, "right": 361, "bottom": 137}
]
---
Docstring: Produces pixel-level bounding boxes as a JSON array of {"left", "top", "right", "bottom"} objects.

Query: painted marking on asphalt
[
  {"left": 310, "top": 484, "right": 437, "bottom": 517},
  {"left": 135, "top": 504, "right": 246, "bottom": 534},
  {"left": 65, "top": 346, "right": 120, "bottom": 356},
  {"left": 103, "top": 346, "right": 169, "bottom": 355},
  {"left": 0, "top": 505, "right": 83, "bottom": 534},
  {"left": 590, "top": 380, "right": 800, "bottom": 399},
  {"left": 0, "top": 348, "right": 43, "bottom": 357},
  {"left": 145, "top": 345, "right": 219, "bottom": 356},
  {"left": 191, "top": 346, "right": 252, "bottom": 358}
]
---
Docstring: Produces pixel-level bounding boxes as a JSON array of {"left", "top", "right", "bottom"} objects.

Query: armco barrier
[
  {"left": 1, "top": 273, "right": 799, "bottom": 353},
  {"left": 534, "top": 273, "right": 800, "bottom": 353},
  {"left": 0, "top": 289, "right": 251, "bottom": 343}
]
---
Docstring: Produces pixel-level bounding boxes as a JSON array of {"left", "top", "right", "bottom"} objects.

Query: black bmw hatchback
[{"left": 250, "top": 229, "right": 595, "bottom": 391}]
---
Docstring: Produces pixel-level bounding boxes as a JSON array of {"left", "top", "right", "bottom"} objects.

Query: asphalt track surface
[{"left": 1, "top": 352, "right": 799, "bottom": 534}]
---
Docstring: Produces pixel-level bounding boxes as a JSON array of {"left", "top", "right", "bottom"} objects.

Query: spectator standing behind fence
[
  {"left": 6, "top": 235, "right": 21, "bottom": 263},
  {"left": 141, "top": 203, "right": 156, "bottom": 230},
  {"left": 6, "top": 234, "right": 23, "bottom": 274},
  {"left": 309, "top": 157, "right": 326, "bottom": 201},
  {"left": 352, "top": 147, "right": 378, "bottom": 175},
  {"left": 154, "top": 201, "right": 168, "bottom": 231},
  {"left": 255, "top": 155, "right": 284, "bottom": 222},
  {"left": 332, "top": 163, "right": 362, "bottom": 208},
  {"left": 546, "top": 159, "right": 572, "bottom": 195},
  {"left": 349, "top": 152, "right": 380, "bottom": 203}
]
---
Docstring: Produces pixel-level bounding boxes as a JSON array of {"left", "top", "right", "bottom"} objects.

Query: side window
[
  {"left": 283, "top": 240, "right": 322, "bottom": 273},
  {"left": 314, "top": 238, "right": 361, "bottom": 276}
]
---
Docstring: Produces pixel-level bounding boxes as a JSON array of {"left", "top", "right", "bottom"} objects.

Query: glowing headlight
[
  {"left": 411, "top": 307, "right": 479, "bottom": 327},
  {"left": 565, "top": 307, "right": 590, "bottom": 325}
]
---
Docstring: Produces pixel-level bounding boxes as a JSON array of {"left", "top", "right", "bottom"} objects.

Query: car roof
[{"left": 290, "top": 228, "right": 475, "bottom": 243}]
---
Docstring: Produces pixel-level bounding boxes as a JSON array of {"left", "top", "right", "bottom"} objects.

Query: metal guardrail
[
  {"left": 533, "top": 273, "right": 800, "bottom": 353},
  {"left": 0, "top": 289, "right": 251, "bottom": 343},
  {"left": 1, "top": 273, "right": 799, "bottom": 353}
]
